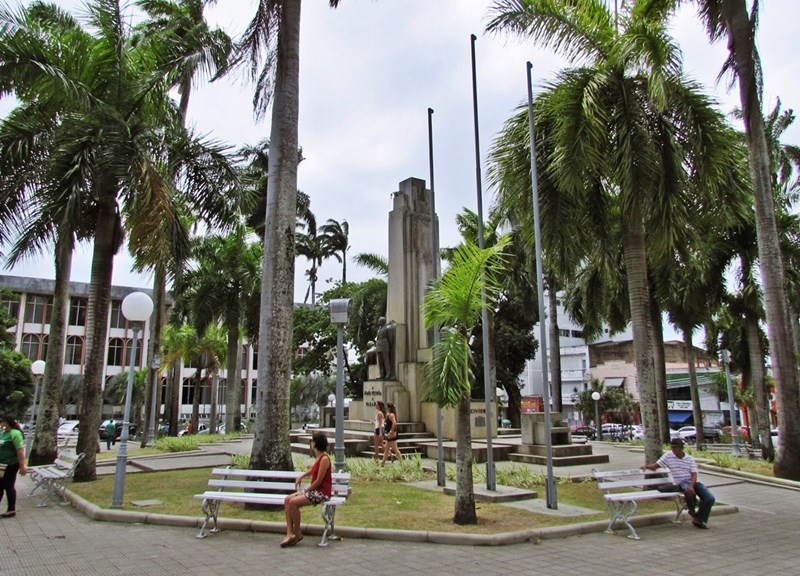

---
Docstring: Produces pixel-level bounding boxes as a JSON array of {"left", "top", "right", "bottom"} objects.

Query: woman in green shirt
[{"left": 0, "top": 415, "right": 27, "bottom": 518}]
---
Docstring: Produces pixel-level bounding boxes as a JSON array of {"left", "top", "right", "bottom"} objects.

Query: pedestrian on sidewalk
[
  {"left": 381, "top": 403, "right": 403, "bottom": 465},
  {"left": 373, "top": 401, "right": 386, "bottom": 460},
  {"left": 105, "top": 419, "right": 116, "bottom": 450},
  {"left": 642, "top": 437, "right": 715, "bottom": 528},
  {"left": 0, "top": 415, "right": 27, "bottom": 518}
]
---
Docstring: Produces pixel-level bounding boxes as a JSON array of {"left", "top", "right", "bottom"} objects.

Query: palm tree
[
  {"left": 486, "top": 0, "right": 738, "bottom": 463},
  {"left": 320, "top": 218, "right": 350, "bottom": 284},
  {"left": 675, "top": 0, "right": 800, "bottom": 479},
  {"left": 232, "top": 0, "right": 344, "bottom": 471},
  {"left": 175, "top": 226, "right": 262, "bottom": 433},
  {"left": 295, "top": 221, "right": 327, "bottom": 305},
  {"left": 423, "top": 237, "right": 510, "bottom": 525},
  {"left": 131, "top": 0, "right": 234, "bottom": 447},
  {"left": 0, "top": 0, "right": 236, "bottom": 480}
]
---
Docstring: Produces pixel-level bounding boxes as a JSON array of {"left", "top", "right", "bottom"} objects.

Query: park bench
[
  {"left": 195, "top": 466, "right": 351, "bottom": 546},
  {"left": 27, "top": 449, "right": 86, "bottom": 507},
  {"left": 593, "top": 467, "right": 687, "bottom": 540}
]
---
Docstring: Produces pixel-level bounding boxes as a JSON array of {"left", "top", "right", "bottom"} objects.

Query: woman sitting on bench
[{"left": 281, "top": 432, "right": 332, "bottom": 547}]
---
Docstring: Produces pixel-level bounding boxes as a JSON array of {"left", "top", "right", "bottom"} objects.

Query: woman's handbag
[{"left": 387, "top": 429, "right": 397, "bottom": 441}]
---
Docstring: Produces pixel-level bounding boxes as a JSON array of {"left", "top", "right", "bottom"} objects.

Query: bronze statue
[{"left": 375, "top": 316, "right": 396, "bottom": 380}]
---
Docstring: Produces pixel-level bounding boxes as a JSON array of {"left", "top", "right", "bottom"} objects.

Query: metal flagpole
[
  {"left": 428, "top": 107, "right": 446, "bottom": 487},
  {"left": 526, "top": 61, "right": 557, "bottom": 509},
  {"left": 470, "top": 33, "right": 496, "bottom": 491}
]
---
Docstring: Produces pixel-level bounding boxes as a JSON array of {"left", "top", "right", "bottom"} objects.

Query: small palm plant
[{"left": 422, "top": 237, "right": 510, "bottom": 524}]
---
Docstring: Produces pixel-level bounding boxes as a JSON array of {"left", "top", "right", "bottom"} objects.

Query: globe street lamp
[
  {"left": 591, "top": 391, "right": 602, "bottom": 441},
  {"left": 329, "top": 299, "right": 351, "bottom": 473},
  {"left": 25, "top": 359, "right": 46, "bottom": 461},
  {"left": 112, "top": 291, "right": 154, "bottom": 508}
]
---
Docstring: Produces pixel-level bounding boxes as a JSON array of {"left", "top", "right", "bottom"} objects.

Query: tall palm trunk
[
  {"left": 250, "top": 0, "right": 301, "bottom": 472},
  {"left": 141, "top": 265, "right": 166, "bottom": 447},
  {"left": 547, "top": 281, "right": 563, "bottom": 413},
  {"left": 209, "top": 370, "right": 218, "bottom": 432},
  {"left": 723, "top": 2, "right": 800, "bottom": 479},
  {"left": 649, "top": 294, "right": 670, "bottom": 443},
  {"left": 168, "top": 357, "right": 181, "bottom": 434},
  {"left": 683, "top": 327, "right": 705, "bottom": 449},
  {"left": 75, "top": 188, "right": 120, "bottom": 482},
  {"left": 621, "top": 209, "right": 659, "bottom": 464},
  {"left": 745, "top": 311, "right": 773, "bottom": 459},
  {"left": 29, "top": 233, "right": 72, "bottom": 466},
  {"left": 225, "top": 309, "right": 241, "bottom": 433},
  {"left": 453, "top": 392, "right": 477, "bottom": 524}
]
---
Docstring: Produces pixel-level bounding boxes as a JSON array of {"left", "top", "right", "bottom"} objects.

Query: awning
[
  {"left": 603, "top": 377, "right": 625, "bottom": 387},
  {"left": 668, "top": 410, "right": 693, "bottom": 425}
]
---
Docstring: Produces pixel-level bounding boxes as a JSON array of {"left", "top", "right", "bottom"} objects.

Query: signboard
[
  {"left": 667, "top": 400, "right": 693, "bottom": 410},
  {"left": 521, "top": 395, "right": 544, "bottom": 414}
]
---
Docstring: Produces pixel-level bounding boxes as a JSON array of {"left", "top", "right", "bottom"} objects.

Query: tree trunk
[
  {"left": 191, "top": 370, "right": 201, "bottom": 434},
  {"left": 75, "top": 188, "right": 119, "bottom": 482},
  {"left": 506, "top": 382, "right": 522, "bottom": 428},
  {"left": 141, "top": 266, "right": 166, "bottom": 447},
  {"left": 250, "top": 0, "right": 301, "bottom": 472},
  {"left": 547, "top": 281, "right": 563, "bottom": 413},
  {"left": 225, "top": 310, "right": 240, "bottom": 433},
  {"left": 723, "top": 2, "right": 800, "bottom": 480},
  {"left": 745, "top": 310, "right": 773, "bottom": 459},
  {"left": 209, "top": 371, "right": 218, "bottom": 433},
  {"left": 649, "top": 292, "right": 670, "bottom": 443},
  {"left": 453, "top": 392, "right": 477, "bottom": 524},
  {"left": 29, "top": 234, "right": 72, "bottom": 466},
  {"left": 683, "top": 327, "right": 705, "bottom": 450},
  {"left": 621, "top": 208, "right": 659, "bottom": 464},
  {"left": 168, "top": 357, "right": 181, "bottom": 435}
]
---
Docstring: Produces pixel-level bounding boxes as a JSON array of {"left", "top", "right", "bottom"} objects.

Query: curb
[
  {"left": 699, "top": 464, "right": 800, "bottom": 490},
  {"left": 61, "top": 487, "right": 738, "bottom": 546}
]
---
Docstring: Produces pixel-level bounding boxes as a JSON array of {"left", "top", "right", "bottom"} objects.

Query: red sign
[{"left": 521, "top": 395, "right": 544, "bottom": 413}]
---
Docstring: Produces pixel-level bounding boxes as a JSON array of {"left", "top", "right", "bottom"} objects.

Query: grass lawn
[{"left": 67, "top": 457, "right": 683, "bottom": 535}]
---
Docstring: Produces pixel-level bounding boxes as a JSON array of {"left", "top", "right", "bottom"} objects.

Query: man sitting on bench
[{"left": 642, "top": 436, "right": 715, "bottom": 529}]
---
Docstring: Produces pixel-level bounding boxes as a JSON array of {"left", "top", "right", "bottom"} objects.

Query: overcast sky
[{"left": 4, "top": 0, "right": 798, "bottom": 338}]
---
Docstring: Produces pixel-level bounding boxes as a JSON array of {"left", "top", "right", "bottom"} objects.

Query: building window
[
  {"left": 24, "top": 295, "right": 48, "bottom": 324},
  {"left": 107, "top": 337, "right": 124, "bottom": 366},
  {"left": 65, "top": 336, "right": 83, "bottom": 365},
  {"left": 559, "top": 329, "right": 570, "bottom": 338},
  {"left": 125, "top": 338, "right": 143, "bottom": 368},
  {"left": 21, "top": 334, "right": 41, "bottom": 361},
  {"left": 2, "top": 294, "right": 20, "bottom": 322},
  {"left": 571, "top": 329, "right": 584, "bottom": 338},
  {"left": 109, "top": 300, "right": 125, "bottom": 329},
  {"left": 69, "top": 298, "right": 87, "bottom": 327}
]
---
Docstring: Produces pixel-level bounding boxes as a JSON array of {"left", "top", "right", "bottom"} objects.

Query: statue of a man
[{"left": 375, "top": 316, "right": 395, "bottom": 380}]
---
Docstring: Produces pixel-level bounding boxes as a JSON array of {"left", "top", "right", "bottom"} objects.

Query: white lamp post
[
  {"left": 112, "top": 291, "right": 153, "bottom": 508},
  {"left": 329, "top": 299, "right": 351, "bottom": 473},
  {"left": 591, "top": 391, "right": 602, "bottom": 441},
  {"left": 146, "top": 354, "right": 160, "bottom": 447},
  {"left": 25, "top": 360, "right": 46, "bottom": 461}
]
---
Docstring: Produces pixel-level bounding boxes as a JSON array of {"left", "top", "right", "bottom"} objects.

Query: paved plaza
[{"left": 2, "top": 443, "right": 799, "bottom": 576}]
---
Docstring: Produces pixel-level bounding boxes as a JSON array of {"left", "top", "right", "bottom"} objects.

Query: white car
[
  {"left": 632, "top": 425, "right": 645, "bottom": 440},
  {"left": 57, "top": 420, "right": 81, "bottom": 443},
  {"left": 671, "top": 425, "right": 697, "bottom": 442}
]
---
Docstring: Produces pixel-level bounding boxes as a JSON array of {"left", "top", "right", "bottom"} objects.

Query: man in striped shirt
[{"left": 642, "top": 436, "right": 716, "bottom": 529}]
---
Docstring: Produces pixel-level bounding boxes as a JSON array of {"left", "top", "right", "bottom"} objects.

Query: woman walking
[
  {"left": 0, "top": 415, "right": 27, "bottom": 518},
  {"left": 381, "top": 403, "right": 403, "bottom": 465},
  {"left": 373, "top": 401, "right": 386, "bottom": 460}
]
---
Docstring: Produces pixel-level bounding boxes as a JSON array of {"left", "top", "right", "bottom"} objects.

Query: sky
[{"left": 3, "top": 0, "right": 799, "bottom": 342}]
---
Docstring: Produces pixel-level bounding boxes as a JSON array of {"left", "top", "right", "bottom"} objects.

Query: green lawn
[{"left": 68, "top": 456, "right": 683, "bottom": 535}]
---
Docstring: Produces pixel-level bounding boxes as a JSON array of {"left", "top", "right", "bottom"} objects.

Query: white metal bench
[
  {"left": 27, "top": 449, "right": 85, "bottom": 507},
  {"left": 593, "top": 467, "right": 687, "bottom": 540},
  {"left": 194, "top": 466, "right": 351, "bottom": 546}
]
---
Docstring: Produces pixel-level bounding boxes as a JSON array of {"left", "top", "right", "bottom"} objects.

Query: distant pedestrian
[
  {"left": 373, "top": 401, "right": 386, "bottom": 460},
  {"left": 105, "top": 419, "right": 116, "bottom": 450},
  {"left": 0, "top": 415, "right": 27, "bottom": 518},
  {"left": 381, "top": 403, "right": 403, "bottom": 465},
  {"left": 642, "top": 437, "right": 715, "bottom": 528}
]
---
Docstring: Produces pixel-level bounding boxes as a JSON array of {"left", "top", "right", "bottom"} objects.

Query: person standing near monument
[
  {"left": 373, "top": 401, "right": 386, "bottom": 460},
  {"left": 381, "top": 403, "right": 403, "bottom": 465}
]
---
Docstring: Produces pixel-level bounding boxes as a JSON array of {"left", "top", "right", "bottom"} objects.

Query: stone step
[
  {"left": 515, "top": 444, "right": 596, "bottom": 457},
  {"left": 508, "top": 452, "right": 610, "bottom": 467}
]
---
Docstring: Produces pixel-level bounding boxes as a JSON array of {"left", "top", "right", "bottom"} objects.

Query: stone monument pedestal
[{"left": 512, "top": 411, "right": 609, "bottom": 466}]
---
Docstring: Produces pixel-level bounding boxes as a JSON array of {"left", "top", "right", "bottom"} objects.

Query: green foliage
[
  {"left": 153, "top": 432, "right": 242, "bottom": 453},
  {"left": 291, "top": 304, "right": 337, "bottom": 376},
  {"left": 0, "top": 348, "right": 35, "bottom": 420},
  {"left": 0, "top": 290, "right": 18, "bottom": 348}
]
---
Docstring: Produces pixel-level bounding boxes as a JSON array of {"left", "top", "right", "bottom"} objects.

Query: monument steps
[{"left": 508, "top": 452, "right": 610, "bottom": 466}]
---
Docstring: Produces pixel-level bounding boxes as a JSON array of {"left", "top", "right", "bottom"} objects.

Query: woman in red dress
[{"left": 281, "top": 431, "right": 332, "bottom": 547}]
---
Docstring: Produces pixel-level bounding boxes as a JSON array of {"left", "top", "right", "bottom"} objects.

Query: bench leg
[
  {"left": 605, "top": 500, "right": 640, "bottom": 540},
  {"left": 672, "top": 495, "right": 686, "bottom": 523},
  {"left": 197, "top": 499, "right": 221, "bottom": 539},
  {"left": 318, "top": 503, "right": 338, "bottom": 547}
]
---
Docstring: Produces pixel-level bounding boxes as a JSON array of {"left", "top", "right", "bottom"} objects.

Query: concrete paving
[{"left": 3, "top": 441, "right": 799, "bottom": 576}]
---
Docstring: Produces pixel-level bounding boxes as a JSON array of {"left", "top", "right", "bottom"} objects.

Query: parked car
[
  {"left": 178, "top": 422, "right": 209, "bottom": 436},
  {"left": 571, "top": 425, "right": 596, "bottom": 440},
  {"left": 98, "top": 419, "right": 137, "bottom": 440},
  {"left": 57, "top": 419, "right": 81, "bottom": 442},
  {"left": 722, "top": 425, "right": 750, "bottom": 441},
  {"left": 771, "top": 428, "right": 780, "bottom": 446},
  {"left": 703, "top": 424, "right": 725, "bottom": 441},
  {"left": 671, "top": 425, "right": 697, "bottom": 442},
  {"left": 631, "top": 425, "right": 645, "bottom": 440}
]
